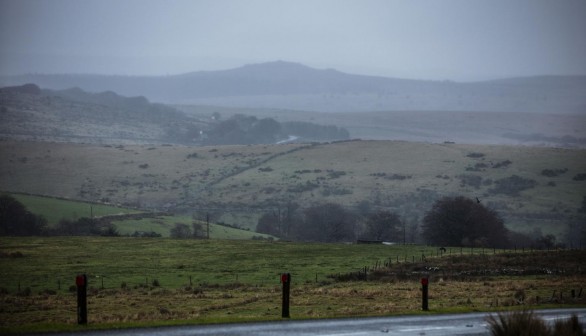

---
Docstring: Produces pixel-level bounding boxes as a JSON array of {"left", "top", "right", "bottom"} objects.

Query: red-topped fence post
[
  {"left": 421, "top": 277, "right": 429, "bottom": 311},
  {"left": 76, "top": 274, "right": 88, "bottom": 324},
  {"left": 281, "top": 273, "right": 291, "bottom": 318}
]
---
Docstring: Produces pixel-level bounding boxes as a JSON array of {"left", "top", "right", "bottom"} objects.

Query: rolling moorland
[
  {"left": 0, "top": 83, "right": 350, "bottom": 145},
  {"left": 2, "top": 61, "right": 586, "bottom": 114},
  {"left": 3, "top": 67, "right": 586, "bottom": 148},
  {"left": 1, "top": 139, "right": 585, "bottom": 243}
]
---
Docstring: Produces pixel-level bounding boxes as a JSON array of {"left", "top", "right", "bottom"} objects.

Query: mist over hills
[
  {"left": 0, "top": 83, "right": 350, "bottom": 145},
  {"left": 2, "top": 61, "right": 585, "bottom": 113}
]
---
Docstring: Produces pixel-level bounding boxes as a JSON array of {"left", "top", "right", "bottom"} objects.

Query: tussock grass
[
  {"left": 1, "top": 140, "right": 584, "bottom": 237},
  {"left": 487, "top": 310, "right": 584, "bottom": 336}
]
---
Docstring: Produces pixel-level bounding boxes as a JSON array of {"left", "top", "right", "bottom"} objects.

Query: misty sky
[{"left": 1, "top": 0, "right": 585, "bottom": 81}]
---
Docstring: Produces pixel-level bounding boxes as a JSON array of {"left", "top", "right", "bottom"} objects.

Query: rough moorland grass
[
  {"left": 486, "top": 310, "right": 584, "bottom": 336},
  {"left": 1, "top": 140, "right": 584, "bottom": 237}
]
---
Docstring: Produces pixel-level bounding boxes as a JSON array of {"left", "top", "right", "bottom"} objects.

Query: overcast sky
[{"left": 1, "top": 0, "right": 585, "bottom": 81}]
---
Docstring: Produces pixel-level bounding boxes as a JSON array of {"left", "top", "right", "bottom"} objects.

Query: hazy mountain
[{"left": 2, "top": 61, "right": 585, "bottom": 113}]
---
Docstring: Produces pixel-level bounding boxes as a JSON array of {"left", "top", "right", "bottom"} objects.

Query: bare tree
[
  {"left": 362, "top": 210, "right": 402, "bottom": 242},
  {"left": 170, "top": 223, "right": 191, "bottom": 238},
  {"left": 297, "top": 203, "right": 356, "bottom": 242},
  {"left": 422, "top": 196, "right": 509, "bottom": 248}
]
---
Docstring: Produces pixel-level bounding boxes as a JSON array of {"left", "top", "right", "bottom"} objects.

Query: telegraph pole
[{"left": 206, "top": 213, "right": 210, "bottom": 239}]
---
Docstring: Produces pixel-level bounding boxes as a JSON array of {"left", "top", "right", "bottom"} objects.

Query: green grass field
[
  {"left": 9, "top": 193, "right": 140, "bottom": 225},
  {"left": 112, "top": 215, "right": 272, "bottom": 239},
  {"left": 1, "top": 237, "right": 584, "bottom": 333},
  {"left": 7, "top": 193, "right": 272, "bottom": 239},
  {"left": 0, "top": 237, "right": 439, "bottom": 293}
]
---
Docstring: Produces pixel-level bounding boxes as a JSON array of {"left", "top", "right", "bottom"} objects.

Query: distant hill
[
  {"left": 0, "top": 83, "right": 196, "bottom": 144},
  {"left": 0, "top": 84, "right": 349, "bottom": 145},
  {"left": 2, "top": 61, "right": 585, "bottom": 113}
]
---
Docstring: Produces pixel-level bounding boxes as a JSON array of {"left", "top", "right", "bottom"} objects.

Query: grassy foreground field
[{"left": 1, "top": 237, "right": 584, "bottom": 333}]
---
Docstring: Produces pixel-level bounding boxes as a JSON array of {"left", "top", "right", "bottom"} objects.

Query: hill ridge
[{"left": 2, "top": 61, "right": 585, "bottom": 113}]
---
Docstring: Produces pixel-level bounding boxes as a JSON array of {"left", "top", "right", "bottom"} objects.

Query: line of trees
[
  {"left": 202, "top": 114, "right": 350, "bottom": 145},
  {"left": 256, "top": 196, "right": 580, "bottom": 248},
  {"left": 256, "top": 202, "right": 405, "bottom": 243},
  {"left": 3, "top": 193, "right": 582, "bottom": 248}
]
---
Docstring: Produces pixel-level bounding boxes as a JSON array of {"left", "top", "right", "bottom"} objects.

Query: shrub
[
  {"left": 327, "top": 170, "right": 347, "bottom": 179},
  {"left": 458, "top": 174, "right": 483, "bottom": 189},
  {"left": 573, "top": 173, "right": 586, "bottom": 181},
  {"left": 489, "top": 175, "right": 537, "bottom": 196},
  {"left": 493, "top": 160, "right": 512, "bottom": 168},
  {"left": 467, "top": 152, "right": 485, "bottom": 158},
  {"left": 321, "top": 186, "right": 353, "bottom": 196},
  {"left": 541, "top": 168, "right": 567, "bottom": 177},
  {"left": 384, "top": 173, "right": 412, "bottom": 180},
  {"left": 287, "top": 181, "right": 319, "bottom": 193}
]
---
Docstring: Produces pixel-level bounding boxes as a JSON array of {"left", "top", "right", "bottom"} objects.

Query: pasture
[
  {"left": 7, "top": 193, "right": 270, "bottom": 239},
  {"left": 1, "top": 237, "right": 584, "bottom": 333},
  {"left": 10, "top": 193, "right": 140, "bottom": 226}
]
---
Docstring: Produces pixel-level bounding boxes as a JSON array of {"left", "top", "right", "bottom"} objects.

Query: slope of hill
[
  {"left": 2, "top": 61, "right": 585, "bottom": 113},
  {"left": 0, "top": 83, "right": 351, "bottom": 145},
  {"left": 1, "top": 140, "right": 584, "bottom": 241},
  {"left": 0, "top": 84, "right": 197, "bottom": 144}
]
